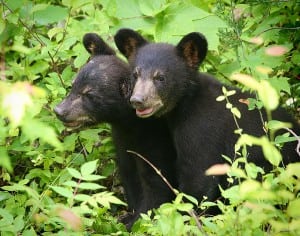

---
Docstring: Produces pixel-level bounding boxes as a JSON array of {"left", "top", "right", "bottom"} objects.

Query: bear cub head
[
  {"left": 114, "top": 28, "right": 208, "bottom": 118},
  {"left": 54, "top": 33, "right": 130, "bottom": 129}
]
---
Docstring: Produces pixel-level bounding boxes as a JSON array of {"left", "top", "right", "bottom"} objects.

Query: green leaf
[
  {"left": 74, "top": 194, "right": 90, "bottom": 202},
  {"left": 193, "top": 14, "right": 228, "bottom": 51},
  {"left": 22, "top": 119, "right": 62, "bottom": 150},
  {"left": 47, "top": 27, "right": 64, "bottom": 40},
  {"left": 182, "top": 193, "right": 198, "bottom": 206},
  {"left": 0, "top": 209, "right": 14, "bottom": 224},
  {"left": 81, "top": 174, "right": 104, "bottom": 181},
  {"left": 269, "top": 77, "right": 291, "bottom": 95},
  {"left": 226, "top": 90, "right": 236, "bottom": 97},
  {"left": 77, "top": 182, "right": 104, "bottom": 190},
  {"left": 291, "top": 53, "right": 300, "bottom": 64},
  {"left": 138, "top": 0, "right": 168, "bottom": 16},
  {"left": 261, "top": 137, "right": 282, "bottom": 166},
  {"left": 51, "top": 186, "right": 73, "bottom": 198},
  {"left": 239, "top": 179, "right": 261, "bottom": 198},
  {"left": 81, "top": 160, "right": 98, "bottom": 177},
  {"left": 0, "top": 147, "right": 12, "bottom": 172},
  {"left": 226, "top": 103, "right": 233, "bottom": 109},
  {"left": 220, "top": 185, "right": 241, "bottom": 204},
  {"left": 63, "top": 134, "right": 78, "bottom": 151},
  {"left": 67, "top": 168, "right": 82, "bottom": 179},
  {"left": 258, "top": 80, "right": 279, "bottom": 111},
  {"left": 0, "top": 192, "right": 12, "bottom": 202},
  {"left": 14, "top": 215, "right": 24, "bottom": 232},
  {"left": 175, "top": 202, "right": 193, "bottom": 212},
  {"left": 287, "top": 199, "right": 300, "bottom": 218},
  {"left": 267, "top": 120, "right": 291, "bottom": 131},
  {"left": 33, "top": 5, "right": 68, "bottom": 25},
  {"left": 63, "top": 180, "right": 78, "bottom": 188},
  {"left": 22, "top": 228, "right": 38, "bottom": 236},
  {"left": 216, "top": 95, "right": 225, "bottom": 101},
  {"left": 231, "top": 107, "right": 241, "bottom": 118},
  {"left": 94, "top": 192, "right": 126, "bottom": 208},
  {"left": 286, "top": 163, "right": 300, "bottom": 178},
  {"left": 274, "top": 133, "right": 297, "bottom": 145}
]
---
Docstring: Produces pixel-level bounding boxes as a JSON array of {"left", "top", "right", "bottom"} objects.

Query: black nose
[
  {"left": 130, "top": 94, "right": 145, "bottom": 108},
  {"left": 53, "top": 105, "right": 64, "bottom": 118}
]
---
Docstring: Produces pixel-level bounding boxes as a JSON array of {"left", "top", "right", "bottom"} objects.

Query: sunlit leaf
[
  {"left": 77, "top": 183, "right": 104, "bottom": 190},
  {"left": 51, "top": 186, "right": 73, "bottom": 198},
  {"left": 67, "top": 168, "right": 82, "bottom": 179},
  {"left": 261, "top": 137, "right": 282, "bottom": 166},
  {"left": 287, "top": 199, "right": 300, "bottom": 218},
  {"left": 267, "top": 120, "right": 291, "bottom": 131},
  {"left": 81, "top": 160, "right": 98, "bottom": 177},
  {"left": 257, "top": 80, "right": 279, "bottom": 111}
]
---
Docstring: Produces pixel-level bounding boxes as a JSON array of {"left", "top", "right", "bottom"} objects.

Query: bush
[{"left": 1, "top": 0, "right": 299, "bottom": 234}]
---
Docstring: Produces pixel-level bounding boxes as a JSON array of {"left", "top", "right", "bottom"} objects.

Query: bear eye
[
  {"left": 154, "top": 74, "right": 165, "bottom": 82},
  {"left": 81, "top": 88, "right": 94, "bottom": 98},
  {"left": 132, "top": 70, "right": 138, "bottom": 80},
  {"left": 133, "top": 67, "right": 141, "bottom": 80}
]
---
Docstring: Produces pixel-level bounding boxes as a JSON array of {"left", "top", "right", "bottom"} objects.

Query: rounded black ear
[
  {"left": 83, "top": 33, "right": 116, "bottom": 56},
  {"left": 114, "top": 28, "right": 148, "bottom": 59},
  {"left": 176, "top": 32, "right": 208, "bottom": 70}
]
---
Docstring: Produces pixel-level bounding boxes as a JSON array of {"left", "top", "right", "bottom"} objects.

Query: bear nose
[
  {"left": 53, "top": 105, "right": 64, "bottom": 118},
  {"left": 130, "top": 94, "right": 145, "bottom": 108}
]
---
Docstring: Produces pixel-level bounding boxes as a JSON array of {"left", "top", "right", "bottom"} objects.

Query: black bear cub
[
  {"left": 54, "top": 33, "right": 177, "bottom": 229},
  {"left": 115, "top": 28, "right": 299, "bottom": 205}
]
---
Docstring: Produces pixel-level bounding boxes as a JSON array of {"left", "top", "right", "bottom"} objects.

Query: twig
[
  {"left": 127, "top": 150, "right": 207, "bottom": 235},
  {"left": 127, "top": 150, "right": 176, "bottom": 195},
  {"left": 256, "top": 26, "right": 300, "bottom": 37},
  {"left": 46, "top": 10, "right": 72, "bottom": 89},
  {"left": 2, "top": 1, "right": 46, "bottom": 47},
  {"left": 283, "top": 128, "right": 300, "bottom": 157},
  {"left": 77, "top": 137, "right": 88, "bottom": 162}
]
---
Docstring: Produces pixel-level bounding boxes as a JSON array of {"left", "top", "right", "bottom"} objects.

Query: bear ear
[
  {"left": 114, "top": 28, "right": 148, "bottom": 59},
  {"left": 83, "top": 33, "right": 116, "bottom": 56},
  {"left": 176, "top": 32, "right": 208, "bottom": 70}
]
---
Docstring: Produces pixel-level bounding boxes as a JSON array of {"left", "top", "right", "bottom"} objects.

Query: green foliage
[{"left": 0, "top": 0, "right": 299, "bottom": 235}]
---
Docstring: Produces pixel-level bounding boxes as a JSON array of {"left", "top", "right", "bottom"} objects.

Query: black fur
[
  {"left": 115, "top": 28, "right": 300, "bottom": 206},
  {"left": 54, "top": 33, "right": 177, "bottom": 229}
]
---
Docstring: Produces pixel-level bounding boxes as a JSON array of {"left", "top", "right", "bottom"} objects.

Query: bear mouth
[
  {"left": 135, "top": 103, "right": 163, "bottom": 118},
  {"left": 63, "top": 121, "right": 83, "bottom": 129},
  {"left": 62, "top": 116, "right": 95, "bottom": 130}
]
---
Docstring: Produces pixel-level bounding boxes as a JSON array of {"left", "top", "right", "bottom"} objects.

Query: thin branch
[
  {"left": 127, "top": 150, "right": 176, "bottom": 195},
  {"left": 3, "top": 1, "right": 68, "bottom": 88},
  {"left": 2, "top": 1, "right": 46, "bottom": 47},
  {"left": 77, "top": 137, "right": 88, "bottom": 162},
  {"left": 127, "top": 150, "right": 207, "bottom": 235},
  {"left": 256, "top": 26, "right": 300, "bottom": 37},
  {"left": 46, "top": 9, "right": 73, "bottom": 89},
  {"left": 283, "top": 128, "right": 300, "bottom": 157}
]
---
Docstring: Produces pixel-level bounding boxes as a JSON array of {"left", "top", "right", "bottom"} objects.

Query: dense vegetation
[{"left": 0, "top": 0, "right": 299, "bottom": 235}]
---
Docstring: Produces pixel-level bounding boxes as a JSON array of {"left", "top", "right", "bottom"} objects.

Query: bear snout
[
  {"left": 53, "top": 104, "right": 67, "bottom": 121},
  {"left": 130, "top": 94, "right": 146, "bottom": 109}
]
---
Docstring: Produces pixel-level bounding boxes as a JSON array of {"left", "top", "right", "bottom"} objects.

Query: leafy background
[{"left": 0, "top": 0, "right": 300, "bottom": 235}]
